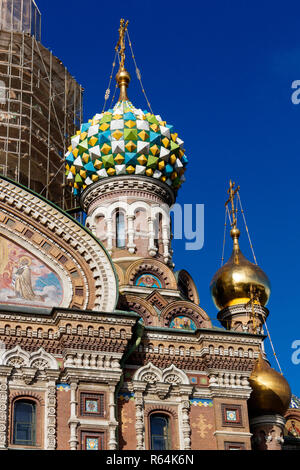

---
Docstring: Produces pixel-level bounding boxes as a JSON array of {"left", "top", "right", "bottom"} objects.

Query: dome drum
[{"left": 217, "top": 303, "right": 269, "bottom": 332}]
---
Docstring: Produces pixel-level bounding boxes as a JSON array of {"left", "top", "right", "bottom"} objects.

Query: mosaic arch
[
  {"left": 0, "top": 236, "right": 63, "bottom": 308},
  {"left": 170, "top": 316, "right": 197, "bottom": 331},
  {"left": 135, "top": 273, "right": 162, "bottom": 289},
  {"left": 286, "top": 418, "right": 300, "bottom": 438}
]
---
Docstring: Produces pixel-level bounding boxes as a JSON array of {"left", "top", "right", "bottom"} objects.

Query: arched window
[
  {"left": 116, "top": 211, "right": 126, "bottom": 248},
  {"left": 13, "top": 400, "right": 36, "bottom": 446},
  {"left": 150, "top": 414, "right": 170, "bottom": 450}
]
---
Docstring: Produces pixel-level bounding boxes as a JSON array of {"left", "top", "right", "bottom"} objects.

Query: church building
[{"left": 0, "top": 5, "right": 299, "bottom": 451}]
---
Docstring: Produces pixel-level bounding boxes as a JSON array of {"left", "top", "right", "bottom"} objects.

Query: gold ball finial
[{"left": 210, "top": 181, "right": 271, "bottom": 310}]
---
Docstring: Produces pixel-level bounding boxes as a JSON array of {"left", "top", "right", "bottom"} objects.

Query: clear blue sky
[{"left": 38, "top": 0, "right": 300, "bottom": 396}]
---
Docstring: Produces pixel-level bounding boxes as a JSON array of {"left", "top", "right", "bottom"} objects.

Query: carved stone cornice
[
  {"left": 218, "top": 303, "right": 269, "bottom": 330},
  {"left": 81, "top": 176, "right": 176, "bottom": 214}
]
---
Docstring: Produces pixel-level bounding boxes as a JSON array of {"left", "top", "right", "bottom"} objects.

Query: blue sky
[{"left": 38, "top": 0, "right": 300, "bottom": 396}]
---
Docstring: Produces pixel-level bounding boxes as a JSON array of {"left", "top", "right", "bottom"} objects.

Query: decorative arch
[
  {"left": 145, "top": 406, "right": 178, "bottom": 419},
  {"left": 114, "top": 263, "right": 125, "bottom": 286},
  {"left": 161, "top": 301, "right": 211, "bottom": 329},
  {"left": 133, "top": 362, "right": 189, "bottom": 386},
  {"left": 125, "top": 259, "right": 178, "bottom": 290},
  {"left": 128, "top": 201, "right": 151, "bottom": 217},
  {"left": 176, "top": 270, "right": 200, "bottom": 305},
  {"left": 133, "top": 362, "right": 162, "bottom": 383},
  {"left": 10, "top": 391, "right": 45, "bottom": 406},
  {"left": 29, "top": 348, "right": 59, "bottom": 370},
  {"left": 118, "top": 294, "right": 157, "bottom": 326},
  {"left": 0, "top": 177, "right": 118, "bottom": 312},
  {"left": 162, "top": 364, "right": 190, "bottom": 385},
  {"left": 1, "top": 345, "right": 59, "bottom": 370},
  {"left": 107, "top": 201, "right": 130, "bottom": 219},
  {"left": 1, "top": 345, "right": 30, "bottom": 368}
]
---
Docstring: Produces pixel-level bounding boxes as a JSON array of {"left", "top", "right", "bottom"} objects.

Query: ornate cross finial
[
  {"left": 245, "top": 284, "right": 261, "bottom": 334},
  {"left": 225, "top": 180, "right": 240, "bottom": 229},
  {"left": 116, "top": 18, "right": 129, "bottom": 70}
]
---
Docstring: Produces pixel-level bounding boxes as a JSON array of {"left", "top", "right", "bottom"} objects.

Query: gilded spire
[
  {"left": 210, "top": 181, "right": 271, "bottom": 310},
  {"left": 115, "top": 19, "right": 131, "bottom": 101},
  {"left": 225, "top": 180, "right": 241, "bottom": 250}
]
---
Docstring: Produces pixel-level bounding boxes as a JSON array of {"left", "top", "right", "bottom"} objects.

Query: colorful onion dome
[
  {"left": 64, "top": 99, "right": 188, "bottom": 197},
  {"left": 210, "top": 228, "right": 271, "bottom": 310},
  {"left": 248, "top": 354, "right": 292, "bottom": 417},
  {"left": 290, "top": 395, "right": 300, "bottom": 409}
]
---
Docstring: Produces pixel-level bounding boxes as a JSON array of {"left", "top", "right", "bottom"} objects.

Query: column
[
  {"left": 180, "top": 399, "right": 191, "bottom": 450},
  {"left": 135, "top": 393, "right": 145, "bottom": 450},
  {"left": 107, "top": 217, "right": 113, "bottom": 254},
  {"left": 148, "top": 218, "right": 157, "bottom": 257},
  {"left": 0, "top": 371, "right": 9, "bottom": 449},
  {"left": 45, "top": 377, "right": 58, "bottom": 450},
  {"left": 127, "top": 215, "right": 136, "bottom": 254},
  {"left": 108, "top": 385, "right": 118, "bottom": 450},
  {"left": 68, "top": 381, "right": 79, "bottom": 450},
  {"left": 162, "top": 224, "right": 170, "bottom": 263}
]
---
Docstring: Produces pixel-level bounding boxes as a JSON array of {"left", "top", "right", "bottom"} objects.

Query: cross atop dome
[
  {"left": 115, "top": 19, "right": 131, "bottom": 101},
  {"left": 64, "top": 20, "right": 189, "bottom": 197}
]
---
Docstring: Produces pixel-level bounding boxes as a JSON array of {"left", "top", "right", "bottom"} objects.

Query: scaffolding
[
  {"left": 0, "top": 0, "right": 41, "bottom": 41},
  {"left": 0, "top": 1, "right": 83, "bottom": 210}
]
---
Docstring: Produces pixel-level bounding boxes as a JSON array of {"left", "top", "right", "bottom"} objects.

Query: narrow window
[
  {"left": 13, "top": 400, "right": 36, "bottom": 446},
  {"left": 150, "top": 414, "right": 170, "bottom": 450},
  {"left": 116, "top": 211, "right": 125, "bottom": 248}
]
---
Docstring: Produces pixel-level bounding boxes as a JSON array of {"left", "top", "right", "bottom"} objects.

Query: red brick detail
[
  {"left": 125, "top": 259, "right": 177, "bottom": 290},
  {"left": 161, "top": 301, "right": 211, "bottom": 328},
  {"left": 145, "top": 405, "right": 178, "bottom": 419},
  {"left": 9, "top": 391, "right": 45, "bottom": 406}
]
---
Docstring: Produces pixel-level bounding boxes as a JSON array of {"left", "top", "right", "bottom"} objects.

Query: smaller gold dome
[
  {"left": 248, "top": 355, "right": 291, "bottom": 416},
  {"left": 210, "top": 229, "right": 271, "bottom": 310}
]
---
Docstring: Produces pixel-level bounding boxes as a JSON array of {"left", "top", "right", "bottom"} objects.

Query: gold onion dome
[
  {"left": 248, "top": 354, "right": 292, "bottom": 416},
  {"left": 210, "top": 228, "right": 271, "bottom": 311}
]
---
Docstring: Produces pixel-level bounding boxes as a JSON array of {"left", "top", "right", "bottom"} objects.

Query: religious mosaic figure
[{"left": 11, "top": 257, "right": 41, "bottom": 301}]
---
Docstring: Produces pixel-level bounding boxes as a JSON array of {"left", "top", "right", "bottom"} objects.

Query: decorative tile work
[
  {"left": 56, "top": 384, "right": 71, "bottom": 392},
  {"left": 118, "top": 392, "right": 135, "bottom": 402},
  {"left": 86, "top": 438, "right": 99, "bottom": 450},
  {"left": 135, "top": 273, "right": 162, "bottom": 288},
  {"left": 81, "top": 431, "right": 105, "bottom": 450},
  {"left": 80, "top": 393, "right": 105, "bottom": 417},
  {"left": 221, "top": 404, "right": 243, "bottom": 427},
  {"left": 170, "top": 316, "right": 197, "bottom": 331},
  {"left": 291, "top": 395, "right": 300, "bottom": 409},
  {"left": 65, "top": 100, "right": 188, "bottom": 196},
  {"left": 190, "top": 399, "right": 213, "bottom": 407}
]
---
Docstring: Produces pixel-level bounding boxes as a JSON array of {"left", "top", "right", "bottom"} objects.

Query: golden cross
[
  {"left": 115, "top": 19, "right": 129, "bottom": 70},
  {"left": 225, "top": 180, "right": 240, "bottom": 228}
]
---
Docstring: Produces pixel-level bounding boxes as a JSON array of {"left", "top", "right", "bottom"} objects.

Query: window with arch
[
  {"left": 150, "top": 414, "right": 171, "bottom": 450},
  {"left": 116, "top": 210, "right": 126, "bottom": 248},
  {"left": 154, "top": 213, "right": 163, "bottom": 250},
  {"left": 13, "top": 400, "right": 36, "bottom": 446}
]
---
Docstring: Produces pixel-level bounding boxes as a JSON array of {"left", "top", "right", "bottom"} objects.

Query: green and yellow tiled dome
[{"left": 65, "top": 100, "right": 188, "bottom": 196}]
